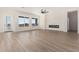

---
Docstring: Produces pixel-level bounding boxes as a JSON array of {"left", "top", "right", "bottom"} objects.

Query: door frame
[{"left": 67, "top": 10, "right": 78, "bottom": 33}]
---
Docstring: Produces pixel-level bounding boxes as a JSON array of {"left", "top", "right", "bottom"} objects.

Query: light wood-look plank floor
[{"left": 0, "top": 30, "right": 78, "bottom": 52}]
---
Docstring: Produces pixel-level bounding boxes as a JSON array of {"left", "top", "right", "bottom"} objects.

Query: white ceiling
[
  {"left": 0, "top": 7, "right": 78, "bottom": 15},
  {"left": 13, "top": 7, "right": 49, "bottom": 15}
]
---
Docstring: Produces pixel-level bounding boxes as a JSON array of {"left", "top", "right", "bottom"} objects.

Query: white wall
[
  {"left": 0, "top": 7, "right": 79, "bottom": 33},
  {"left": 39, "top": 14, "right": 46, "bottom": 29},
  {"left": 45, "top": 8, "right": 67, "bottom": 32},
  {"left": 0, "top": 8, "right": 40, "bottom": 32},
  {"left": 40, "top": 7, "right": 79, "bottom": 33}
]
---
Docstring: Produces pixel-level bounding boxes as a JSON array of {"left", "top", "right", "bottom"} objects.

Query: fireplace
[{"left": 49, "top": 25, "right": 59, "bottom": 28}]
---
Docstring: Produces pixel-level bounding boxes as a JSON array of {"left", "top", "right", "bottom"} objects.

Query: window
[
  {"left": 24, "top": 17, "right": 29, "bottom": 26},
  {"left": 6, "top": 16, "right": 11, "bottom": 27},
  {"left": 18, "top": 17, "right": 25, "bottom": 27},
  {"left": 32, "top": 18, "right": 38, "bottom": 26},
  {"left": 17, "top": 16, "right": 29, "bottom": 27}
]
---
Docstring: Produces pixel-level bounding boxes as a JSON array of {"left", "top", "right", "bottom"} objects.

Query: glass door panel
[{"left": 4, "top": 16, "right": 12, "bottom": 32}]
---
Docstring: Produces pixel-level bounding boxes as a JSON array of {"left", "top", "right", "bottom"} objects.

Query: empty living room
[
  {"left": 1, "top": 0, "right": 79, "bottom": 59},
  {"left": 0, "top": 7, "right": 78, "bottom": 52}
]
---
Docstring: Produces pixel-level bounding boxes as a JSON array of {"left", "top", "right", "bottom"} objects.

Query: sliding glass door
[
  {"left": 17, "top": 16, "right": 29, "bottom": 27},
  {"left": 17, "top": 16, "right": 39, "bottom": 31}
]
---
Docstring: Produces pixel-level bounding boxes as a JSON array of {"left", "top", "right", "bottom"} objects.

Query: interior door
[{"left": 68, "top": 11, "right": 78, "bottom": 32}]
